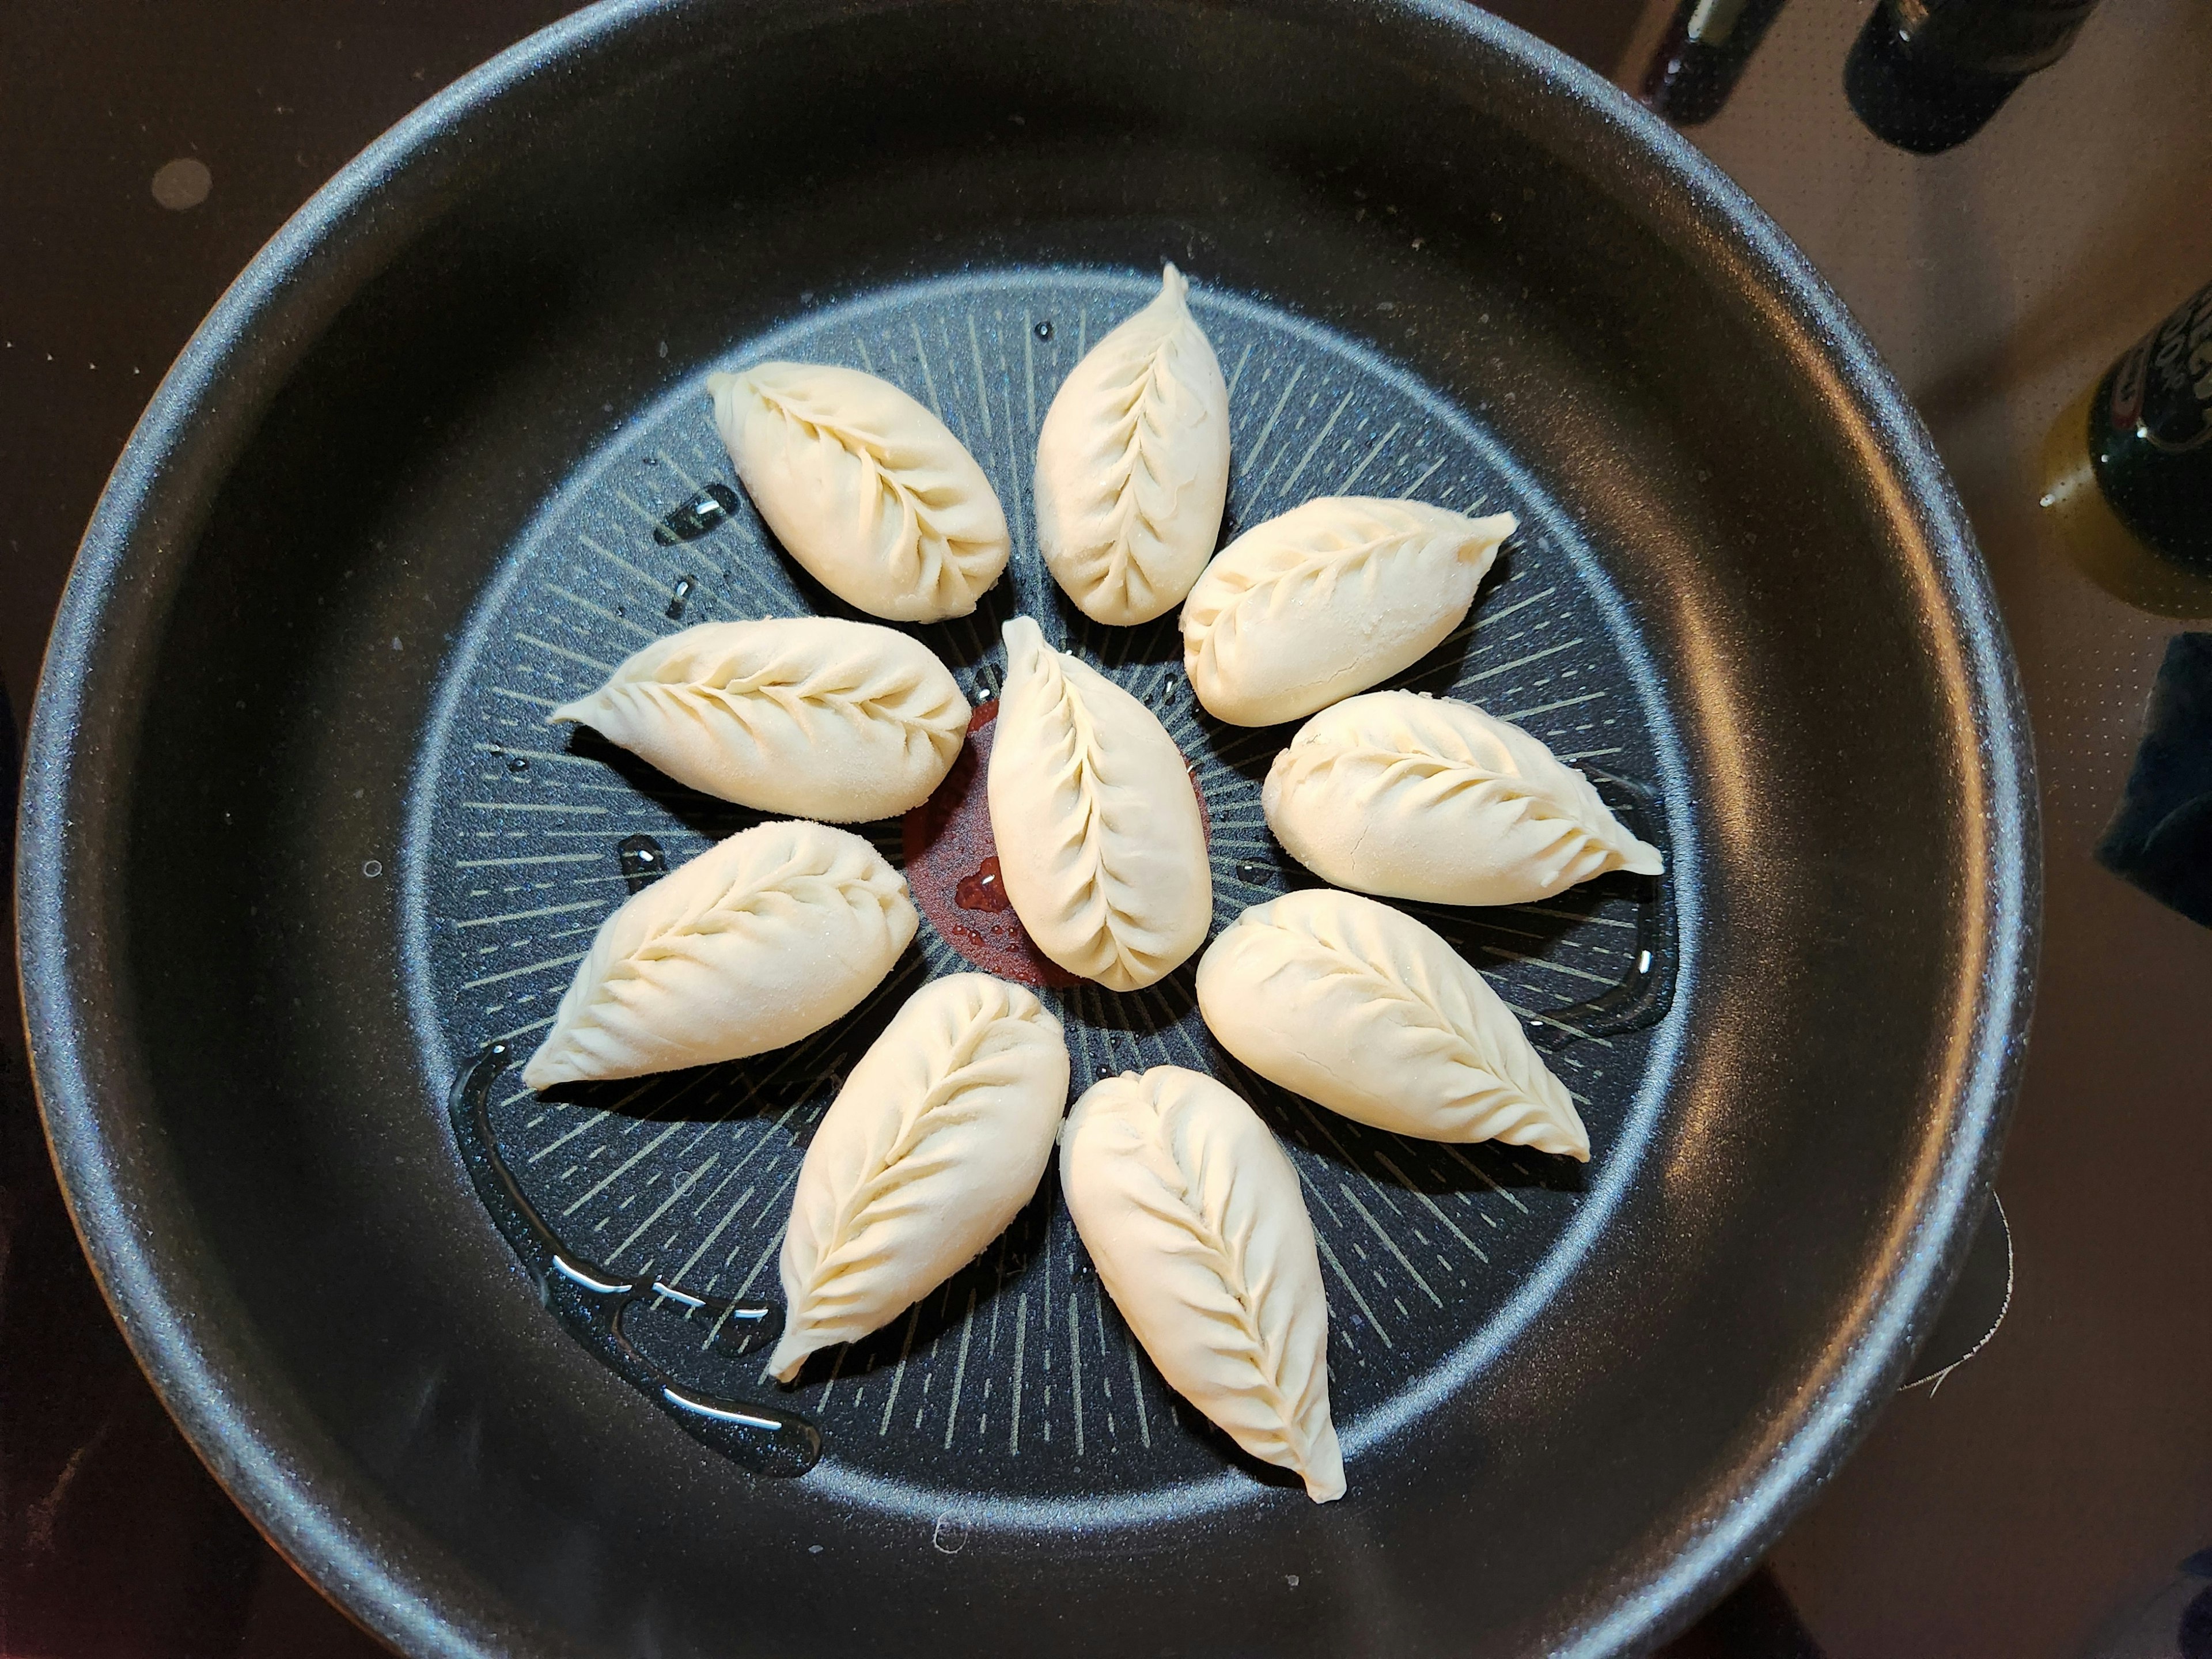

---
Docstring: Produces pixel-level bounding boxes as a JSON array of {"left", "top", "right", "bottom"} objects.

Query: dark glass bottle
[
  {"left": 1639, "top": 0, "right": 1796, "bottom": 127},
  {"left": 1846, "top": 0, "right": 2103, "bottom": 154},
  {"left": 2040, "top": 279, "right": 2212, "bottom": 618}
]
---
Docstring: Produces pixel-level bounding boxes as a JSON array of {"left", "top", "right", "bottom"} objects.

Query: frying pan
[{"left": 16, "top": 1, "right": 2037, "bottom": 1654}]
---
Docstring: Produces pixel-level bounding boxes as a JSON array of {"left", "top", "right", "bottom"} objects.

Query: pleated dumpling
[
  {"left": 548, "top": 617, "right": 970, "bottom": 823},
  {"left": 521, "top": 820, "right": 916, "bottom": 1090},
  {"left": 1180, "top": 497, "right": 1516, "bottom": 726},
  {"left": 1061, "top": 1066, "right": 1343, "bottom": 1503},
  {"left": 1263, "top": 691, "right": 1662, "bottom": 905},
  {"left": 768, "top": 974, "right": 1069, "bottom": 1381},
  {"left": 1195, "top": 889, "right": 1588, "bottom": 1159},
  {"left": 1035, "top": 264, "right": 1230, "bottom": 626},
  {"left": 986, "top": 616, "right": 1211, "bottom": 990},
  {"left": 710, "top": 362, "right": 1010, "bottom": 622}
]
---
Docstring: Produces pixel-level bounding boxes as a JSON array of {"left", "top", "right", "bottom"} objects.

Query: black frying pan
[{"left": 16, "top": 2, "right": 2038, "bottom": 1654}]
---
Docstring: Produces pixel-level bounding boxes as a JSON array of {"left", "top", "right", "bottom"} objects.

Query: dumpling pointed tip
[
  {"left": 1000, "top": 613, "right": 1047, "bottom": 674},
  {"left": 766, "top": 1338, "right": 810, "bottom": 1386},
  {"left": 1509, "top": 1101, "right": 1591, "bottom": 1162},
  {"left": 1622, "top": 841, "right": 1666, "bottom": 877},
  {"left": 1160, "top": 261, "right": 1188, "bottom": 298},
  {"left": 1449, "top": 509, "right": 1517, "bottom": 556},
  {"left": 545, "top": 700, "right": 586, "bottom": 727},
  {"left": 1301, "top": 1440, "right": 1347, "bottom": 1502},
  {"left": 1543, "top": 1124, "right": 1593, "bottom": 1162},
  {"left": 517, "top": 1047, "right": 567, "bottom": 1094}
]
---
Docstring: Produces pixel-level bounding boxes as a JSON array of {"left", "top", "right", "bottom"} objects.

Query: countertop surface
[{"left": 3, "top": 3, "right": 2209, "bottom": 1656}]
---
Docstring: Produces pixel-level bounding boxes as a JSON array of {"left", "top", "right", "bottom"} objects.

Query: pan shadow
[{"left": 547, "top": 722, "right": 764, "bottom": 844}]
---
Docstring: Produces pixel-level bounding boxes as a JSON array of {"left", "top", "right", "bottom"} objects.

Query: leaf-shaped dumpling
[
  {"left": 1263, "top": 690, "right": 1663, "bottom": 905},
  {"left": 768, "top": 974, "right": 1069, "bottom": 1381},
  {"left": 1034, "top": 264, "right": 1230, "bottom": 626},
  {"left": 547, "top": 617, "right": 970, "bottom": 823},
  {"left": 1195, "top": 888, "right": 1588, "bottom": 1158},
  {"left": 1180, "top": 497, "right": 1516, "bottom": 726},
  {"left": 521, "top": 820, "right": 916, "bottom": 1090},
  {"left": 710, "top": 362, "right": 1010, "bottom": 622},
  {"left": 986, "top": 616, "right": 1210, "bottom": 991},
  {"left": 1060, "top": 1066, "right": 1343, "bottom": 1503}
]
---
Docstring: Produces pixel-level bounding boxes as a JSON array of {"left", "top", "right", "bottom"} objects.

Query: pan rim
[{"left": 14, "top": 1, "right": 2040, "bottom": 1655}]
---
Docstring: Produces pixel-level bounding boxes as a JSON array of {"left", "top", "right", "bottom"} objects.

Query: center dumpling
[{"left": 985, "top": 616, "right": 1211, "bottom": 991}]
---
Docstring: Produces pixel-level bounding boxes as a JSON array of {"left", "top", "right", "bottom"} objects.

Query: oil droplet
[
  {"left": 654, "top": 483, "right": 740, "bottom": 545},
  {"left": 618, "top": 832, "right": 668, "bottom": 895},
  {"left": 1235, "top": 860, "right": 1271, "bottom": 885},
  {"left": 506, "top": 756, "right": 529, "bottom": 774},
  {"left": 954, "top": 854, "right": 1012, "bottom": 912},
  {"left": 666, "top": 575, "right": 697, "bottom": 622},
  {"left": 1033, "top": 320, "right": 1053, "bottom": 341},
  {"left": 362, "top": 860, "right": 382, "bottom": 877},
  {"left": 931, "top": 1514, "right": 969, "bottom": 1554}
]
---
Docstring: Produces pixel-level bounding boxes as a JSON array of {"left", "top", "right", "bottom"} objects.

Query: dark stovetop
[{"left": 4, "top": 4, "right": 2209, "bottom": 1657}]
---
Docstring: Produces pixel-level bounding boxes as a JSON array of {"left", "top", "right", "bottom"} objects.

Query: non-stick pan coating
[{"left": 18, "top": 3, "right": 2036, "bottom": 1656}]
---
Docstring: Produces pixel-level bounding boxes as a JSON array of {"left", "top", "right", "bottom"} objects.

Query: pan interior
[{"left": 403, "top": 265, "right": 1683, "bottom": 1521}]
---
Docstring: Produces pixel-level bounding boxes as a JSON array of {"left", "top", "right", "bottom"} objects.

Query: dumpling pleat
[
  {"left": 1035, "top": 264, "right": 1230, "bottom": 625},
  {"left": 550, "top": 617, "right": 969, "bottom": 822},
  {"left": 1263, "top": 690, "right": 1662, "bottom": 904},
  {"left": 770, "top": 974, "right": 1069, "bottom": 1381},
  {"left": 986, "top": 616, "right": 1211, "bottom": 990},
  {"left": 1195, "top": 889, "right": 1588, "bottom": 1158},
  {"left": 712, "top": 362, "right": 1009, "bottom": 622},
  {"left": 521, "top": 820, "right": 916, "bottom": 1090},
  {"left": 1180, "top": 497, "right": 1515, "bottom": 726},
  {"left": 1060, "top": 1066, "right": 1343, "bottom": 1502}
]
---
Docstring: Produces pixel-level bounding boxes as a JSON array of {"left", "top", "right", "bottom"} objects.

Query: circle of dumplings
[{"left": 408, "top": 268, "right": 1676, "bottom": 1516}]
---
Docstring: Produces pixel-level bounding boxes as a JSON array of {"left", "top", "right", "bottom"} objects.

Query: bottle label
[{"left": 2111, "top": 279, "right": 2212, "bottom": 453}]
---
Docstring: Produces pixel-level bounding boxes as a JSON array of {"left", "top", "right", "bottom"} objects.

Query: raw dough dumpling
[
  {"left": 986, "top": 616, "right": 1210, "bottom": 990},
  {"left": 1034, "top": 264, "right": 1230, "bottom": 625},
  {"left": 521, "top": 820, "right": 916, "bottom": 1090},
  {"left": 1061, "top": 1066, "right": 1343, "bottom": 1503},
  {"left": 1180, "top": 497, "right": 1516, "bottom": 726},
  {"left": 1195, "top": 888, "right": 1588, "bottom": 1158},
  {"left": 1263, "top": 690, "right": 1663, "bottom": 905},
  {"left": 768, "top": 974, "right": 1069, "bottom": 1381},
  {"left": 548, "top": 617, "right": 970, "bottom": 823},
  {"left": 710, "top": 362, "right": 1010, "bottom": 622}
]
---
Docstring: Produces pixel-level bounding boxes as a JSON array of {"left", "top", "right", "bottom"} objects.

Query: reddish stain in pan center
[
  {"left": 953, "top": 854, "right": 1012, "bottom": 912},
  {"left": 901, "top": 700, "right": 1210, "bottom": 990}
]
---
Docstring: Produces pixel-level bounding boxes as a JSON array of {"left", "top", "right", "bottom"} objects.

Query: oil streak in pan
[{"left": 447, "top": 1041, "right": 822, "bottom": 1477}]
